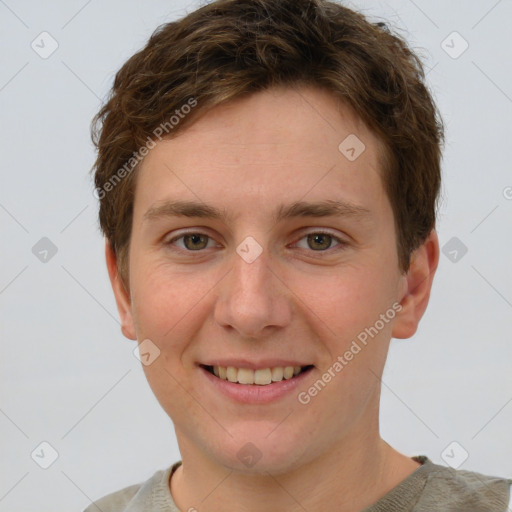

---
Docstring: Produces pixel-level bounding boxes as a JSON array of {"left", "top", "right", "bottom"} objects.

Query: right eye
[{"left": 165, "top": 231, "right": 219, "bottom": 252}]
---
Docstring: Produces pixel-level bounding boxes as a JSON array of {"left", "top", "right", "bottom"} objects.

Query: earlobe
[
  {"left": 392, "top": 230, "right": 440, "bottom": 339},
  {"left": 105, "top": 240, "right": 137, "bottom": 340}
]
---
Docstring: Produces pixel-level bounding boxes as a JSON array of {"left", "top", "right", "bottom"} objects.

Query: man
[{"left": 87, "top": 0, "right": 511, "bottom": 510}]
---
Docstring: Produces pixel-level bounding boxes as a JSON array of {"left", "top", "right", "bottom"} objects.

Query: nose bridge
[
  {"left": 232, "top": 242, "right": 271, "bottom": 296},
  {"left": 214, "top": 239, "right": 291, "bottom": 337}
]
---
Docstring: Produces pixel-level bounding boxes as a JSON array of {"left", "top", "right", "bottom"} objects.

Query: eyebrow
[{"left": 143, "top": 199, "right": 371, "bottom": 223}]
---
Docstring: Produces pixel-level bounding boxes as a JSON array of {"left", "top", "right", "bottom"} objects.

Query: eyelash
[{"left": 164, "top": 230, "right": 347, "bottom": 255}]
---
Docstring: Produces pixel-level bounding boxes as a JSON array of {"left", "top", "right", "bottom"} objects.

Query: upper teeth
[{"left": 212, "top": 366, "right": 303, "bottom": 385}]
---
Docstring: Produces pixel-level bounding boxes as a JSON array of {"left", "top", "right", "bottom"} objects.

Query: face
[{"left": 108, "top": 85, "right": 437, "bottom": 474}]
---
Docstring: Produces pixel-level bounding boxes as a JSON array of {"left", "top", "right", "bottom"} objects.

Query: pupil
[
  {"left": 185, "top": 234, "right": 207, "bottom": 250},
  {"left": 308, "top": 233, "right": 331, "bottom": 250}
]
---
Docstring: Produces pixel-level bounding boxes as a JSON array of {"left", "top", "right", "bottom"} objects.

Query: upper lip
[{"left": 200, "top": 359, "right": 313, "bottom": 370}]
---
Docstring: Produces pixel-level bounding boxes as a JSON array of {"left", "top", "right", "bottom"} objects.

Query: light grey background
[{"left": 1, "top": 0, "right": 511, "bottom": 510}]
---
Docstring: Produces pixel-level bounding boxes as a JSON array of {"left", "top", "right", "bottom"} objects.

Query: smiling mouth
[{"left": 201, "top": 364, "right": 314, "bottom": 385}]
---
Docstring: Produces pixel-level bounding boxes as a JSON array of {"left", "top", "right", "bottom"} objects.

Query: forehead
[{"left": 134, "top": 85, "right": 388, "bottom": 219}]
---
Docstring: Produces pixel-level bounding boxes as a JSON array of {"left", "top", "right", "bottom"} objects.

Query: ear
[
  {"left": 105, "top": 240, "right": 137, "bottom": 340},
  {"left": 392, "top": 230, "right": 439, "bottom": 339}
]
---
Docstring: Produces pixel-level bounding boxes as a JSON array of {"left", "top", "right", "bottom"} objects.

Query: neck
[{"left": 170, "top": 427, "right": 420, "bottom": 512}]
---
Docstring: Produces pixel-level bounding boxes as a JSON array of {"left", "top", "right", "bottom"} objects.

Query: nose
[{"left": 213, "top": 244, "right": 293, "bottom": 339}]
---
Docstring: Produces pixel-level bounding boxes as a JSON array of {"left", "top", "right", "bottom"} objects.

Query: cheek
[
  {"left": 129, "top": 259, "right": 221, "bottom": 346},
  {"left": 129, "top": 260, "right": 187, "bottom": 340},
  {"left": 291, "top": 261, "right": 398, "bottom": 342}
]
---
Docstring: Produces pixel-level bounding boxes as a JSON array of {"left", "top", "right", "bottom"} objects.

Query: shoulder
[
  {"left": 418, "top": 460, "right": 512, "bottom": 511},
  {"left": 82, "top": 463, "right": 179, "bottom": 512},
  {"left": 83, "top": 483, "right": 142, "bottom": 512}
]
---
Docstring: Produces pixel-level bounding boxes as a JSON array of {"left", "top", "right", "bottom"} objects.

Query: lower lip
[{"left": 199, "top": 366, "right": 314, "bottom": 404}]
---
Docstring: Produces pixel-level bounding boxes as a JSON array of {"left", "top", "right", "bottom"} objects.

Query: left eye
[{"left": 294, "top": 232, "right": 344, "bottom": 251}]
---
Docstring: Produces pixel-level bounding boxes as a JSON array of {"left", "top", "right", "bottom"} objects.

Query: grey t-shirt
[{"left": 84, "top": 456, "right": 512, "bottom": 512}]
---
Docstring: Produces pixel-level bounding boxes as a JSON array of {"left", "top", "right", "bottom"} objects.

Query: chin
[{"left": 205, "top": 425, "right": 311, "bottom": 475}]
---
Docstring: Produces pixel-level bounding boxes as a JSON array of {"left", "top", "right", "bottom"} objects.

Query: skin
[{"left": 106, "top": 85, "right": 439, "bottom": 512}]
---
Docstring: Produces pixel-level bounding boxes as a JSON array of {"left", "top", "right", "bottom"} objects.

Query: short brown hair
[{"left": 91, "top": 0, "right": 444, "bottom": 283}]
